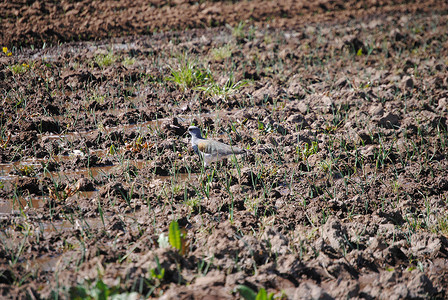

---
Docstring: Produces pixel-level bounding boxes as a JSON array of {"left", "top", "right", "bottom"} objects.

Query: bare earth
[{"left": 1, "top": 0, "right": 448, "bottom": 299}]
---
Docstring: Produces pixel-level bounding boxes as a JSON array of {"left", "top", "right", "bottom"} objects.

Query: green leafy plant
[
  {"left": 70, "top": 278, "right": 137, "bottom": 300},
  {"left": 166, "top": 57, "right": 213, "bottom": 90},
  {"left": 93, "top": 52, "right": 117, "bottom": 68},
  {"left": 185, "top": 196, "right": 201, "bottom": 210},
  {"left": 108, "top": 144, "right": 117, "bottom": 155},
  {"left": 0, "top": 132, "right": 10, "bottom": 149},
  {"left": 168, "top": 220, "right": 187, "bottom": 255},
  {"left": 149, "top": 256, "right": 165, "bottom": 281},
  {"left": 122, "top": 56, "right": 136, "bottom": 66},
  {"left": 9, "top": 62, "right": 30, "bottom": 74},
  {"left": 88, "top": 92, "right": 106, "bottom": 104},
  {"left": 210, "top": 44, "right": 233, "bottom": 61},
  {"left": 237, "top": 285, "right": 275, "bottom": 300},
  {"left": 228, "top": 21, "right": 246, "bottom": 40},
  {"left": 297, "top": 141, "right": 319, "bottom": 160},
  {"left": 197, "top": 76, "right": 247, "bottom": 99},
  {"left": 14, "top": 164, "right": 35, "bottom": 177},
  {"left": 227, "top": 21, "right": 256, "bottom": 42}
]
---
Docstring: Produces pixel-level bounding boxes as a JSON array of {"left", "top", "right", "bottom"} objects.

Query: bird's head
[{"left": 187, "top": 126, "right": 203, "bottom": 138}]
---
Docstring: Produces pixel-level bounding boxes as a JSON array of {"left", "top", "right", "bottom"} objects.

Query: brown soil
[{"left": 1, "top": 0, "right": 448, "bottom": 299}]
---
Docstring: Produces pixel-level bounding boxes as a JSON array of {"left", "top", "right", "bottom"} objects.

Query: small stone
[
  {"left": 369, "top": 104, "right": 384, "bottom": 116},
  {"left": 375, "top": 112, "right": 400, "bottom": 128},
  {"left": 322, "top": 216, "right": 348, "bottom": 251},
  {"left": 359, "top": 145, "right": 376, "bottom": 158},
  {"left": 286, "top": 114, "right": 308, "bottom": 126},
  {"left": 321, "top": 95, "right": 333, "bottom": 107},
  {"left": 76, "top": 177, "right": 95, "bottom": 191},
  {"left": 335, "top": 77, "right": 348, "bottom": 88},
  {"left": 437, "top": 97, "right": 447, "bottom": 111},
  {"left": 194, "top": 273, "right": 225, "bottom": 286},
  {"left": 294, "top": 282, "right": 333, "bottom": 300},
  {"left": 287, "top": 82, "right": 306, "bottom": 98},
  {"left": 401, "top": 76, "right": 414, "bottom": 89},
  {"left": 297, "top": 102, "right": 308, "bottom": 114}
]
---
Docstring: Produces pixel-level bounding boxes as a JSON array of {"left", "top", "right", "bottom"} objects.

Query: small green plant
[
  {"left": 0, "top": 133, "right": 10, "bottom": 149},
  {"left": 1, "top": 222, "right": 32, "bottom": 266},
  {"left": 319, "top": 158, "right": 333, "bottom": 173},
  {"left": 227, "top": 21, "right": 256, "bottom": 42},
  {"left": 70, "top": 278, "right": 137, "bottom": 300},
  {"left": 166, "top": 56, "right": 213, "bottom": 90},
  {"left": 93, "top": 52, "right": 117, "bottom": 68},
  {"left": 199, "top": 168, "right": 216, "bottom": 199},
  {"left": 9, "top": 62, "right": 30, "bottom": 74},
  {"left": 228, "top": 21, "right": 246, "bottom": 40},
  {"left": 392, "top": 180, "right": 400, "bottom": 194},
  {"left": 263, "top": 33, "right": 273, "bottom": 44},
  {"left": 168, "top": 220, "right": 187, "bottom": 255},
  {"left": 108, "top": 144, "right": 117, "bottom": 155},
  {"left": 15, "top": 164, "right": 35, "bottom": 176},
  {"left": 244, "top": 195, "right": 261, "bottom": 214},
  {"left": 435, "top": 214, "right": 448, "bottom": 235},
  {"left": 197, "top": 76, "right": 247, "bottom": 99},
  {"left": 149, "top": 256, "right": 165, "bottom": 281},
  {"left": 297, "top": 141, "right": 319, "bottom": 160},
  {"left": 122, "top": 56, "right": 136, "bottom": 66},
  {"left": 237, "top": 285, "right": 275, "bottom": 300},
  {"left": 88, "top": 92, "right": 106, "bottom": 104},
  {"left": 143, "top": 255, "right": 166, "bottom": 297},
  {"left": 210, "top": 44, "right": 233, "bottom": 61},
  {"left": 257, "top": 120, "right": 274, "bottom": 134},
  {"left": 185, "top": 196, "right": 201, "bottom": 210},
  {"left": 169, "top": 220, "right": 181, "bottom": 250}
]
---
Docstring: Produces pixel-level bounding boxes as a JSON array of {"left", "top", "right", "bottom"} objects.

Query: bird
[{"left": 187, "top": 126, "right": 246, "bottom": 166}]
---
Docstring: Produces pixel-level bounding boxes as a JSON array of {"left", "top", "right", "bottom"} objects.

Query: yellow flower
[
  {"left": 2, "top": 47, "right": 7, "bottom": 53},
  {"left": 7, "top": 52, "right": 12, "bottom": 56}
]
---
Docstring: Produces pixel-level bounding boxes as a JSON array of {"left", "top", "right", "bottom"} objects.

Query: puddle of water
[
  {"left": 42, "top": 217, "right": 106, "bottom": 234},
  {"left": 0, "top": 160, "right": 196, "bottom": 214},
  {"left": 0, "top": 163, "right": 114, "bottom": 214},
  {"left": 0, "top": 149, "right": 106, "bottom": 178},
  {"left": 5, "top": 196, "right": 44, "bottom": 212},
  {"left": 156, "top": 172, "right": 195, "bottom": 183},
  {"left": 52, "top": 164, "right": 116, "bottom": 181},
  {"left": 0, "top": 160, "right": 42, "bottom": 177},
  {"left": 26, "top": 254, "right": 64, "bottom": 272}
]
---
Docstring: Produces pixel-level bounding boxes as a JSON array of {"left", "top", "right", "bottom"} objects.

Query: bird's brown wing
[{"left": 197, "top": 140, "right": 245, "bottom": 156}]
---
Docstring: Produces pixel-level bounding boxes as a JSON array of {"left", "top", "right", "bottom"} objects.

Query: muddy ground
[{"left": 1, "top": 0, "right": 448, "bottom": 299}]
